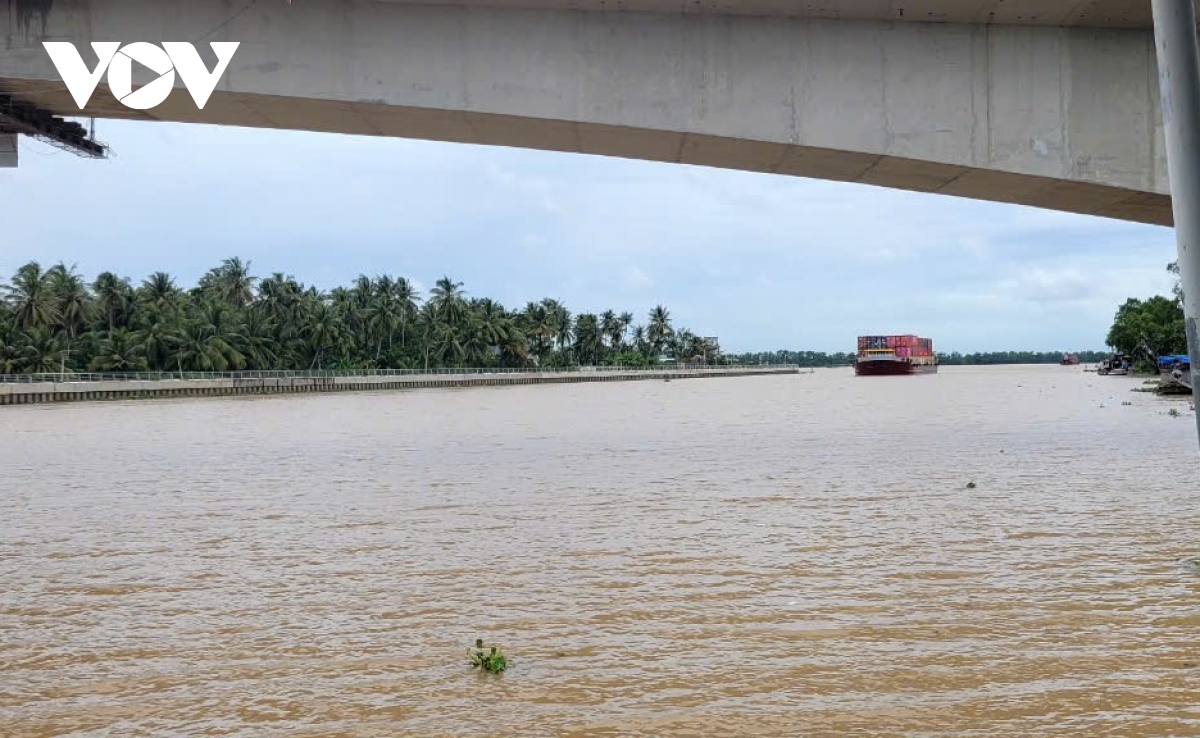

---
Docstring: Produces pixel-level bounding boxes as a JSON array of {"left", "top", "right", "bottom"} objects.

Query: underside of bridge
[{"left": 1, "top": 0, "right": 1196, "bottom": 225}]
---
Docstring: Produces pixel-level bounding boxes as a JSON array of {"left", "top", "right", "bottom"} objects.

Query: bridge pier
[{"left": 1152, "top": 0, "right": 1200, "bottom": 451}]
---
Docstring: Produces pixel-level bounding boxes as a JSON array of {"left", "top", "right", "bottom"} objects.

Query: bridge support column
[{"left": 1153, "top": 0, "right": 1200, "bottom": 450}]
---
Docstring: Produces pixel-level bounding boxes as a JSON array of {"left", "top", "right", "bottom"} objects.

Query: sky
[{"left": 0, "top": 119, "right": 1183, "bottom": 354}]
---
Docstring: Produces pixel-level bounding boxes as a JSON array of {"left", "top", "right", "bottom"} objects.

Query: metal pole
[{"left": 1151, "top": 0, "right": 1200, "bottom": 448}]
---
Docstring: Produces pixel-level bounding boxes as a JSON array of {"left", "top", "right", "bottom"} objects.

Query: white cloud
[
  {"left": 959, "top": 236, "right": 990, "bottom": 260},
  {"left": 1007, "top": 266, "right": 1093, "bottom": 303},
  {"left": 621, "top": 265, "right": 654, "bottom": 289},
  {"left": 1, "top": 119, "right": 1183, "bottom": 353}
]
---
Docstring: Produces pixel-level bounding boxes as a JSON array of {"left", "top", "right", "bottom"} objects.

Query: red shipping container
[{"left": 897, "top": 347, "right": 911, "bottom": 357}]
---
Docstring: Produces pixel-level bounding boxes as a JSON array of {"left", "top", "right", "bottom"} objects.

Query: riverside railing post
[{"left": 1152, "top": 0, "right": 1200, "bottom": 450}]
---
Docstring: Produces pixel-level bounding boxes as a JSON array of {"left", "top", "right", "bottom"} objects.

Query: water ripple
[{"left": 1, "top": 367, "right": 1197, "bottom": 736}]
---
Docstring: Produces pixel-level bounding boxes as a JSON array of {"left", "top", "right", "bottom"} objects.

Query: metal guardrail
[{"left": 0, "top": 364, "right": 798, "bottom": 384}]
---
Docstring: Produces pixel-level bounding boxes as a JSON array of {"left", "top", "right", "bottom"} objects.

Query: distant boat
[
  {"left": 854, "top": 334, "right": 938, "bottom": 376},
  {"left": 1060, "top": 352, "right": 1080, "bottom": 365}
]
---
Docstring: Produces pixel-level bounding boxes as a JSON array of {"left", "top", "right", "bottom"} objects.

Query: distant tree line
[
  {"left": 935, "top": 351, "right": 1108, "bottom": 365},
  {"left": 725, "top": 350, "right": 856, "bottom": 367},
  {"left": 0, "top": 259, "right": 721, "bottom": 374},
  {"left": 6, "top": 255, "right": 1185, "bottom": 377},
  {"left": 727, "top": 349, "right": 1107, "bottom": 367}
]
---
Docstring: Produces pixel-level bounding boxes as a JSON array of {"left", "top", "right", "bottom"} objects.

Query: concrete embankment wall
[{"left": 0, "top": 367, "right": 797, "bottom": 406}]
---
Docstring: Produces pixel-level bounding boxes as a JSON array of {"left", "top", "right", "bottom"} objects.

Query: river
[{"left": 2, "top": 365, "right": 1198, "bottom": 736}]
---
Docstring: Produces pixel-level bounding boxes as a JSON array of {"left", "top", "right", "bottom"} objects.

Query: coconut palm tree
[
  {"left": 16, "top": 326, "right": 66, "bottom": 373},
  {"left": 92, "top": 271, "right": 133, "bottom": 332},
  {"left": 139, "top": 272, "right": 182, "bottom": 315},
  {"left": 199, "top": 257, "right": 257, "bottom": 309},
  {"left": 648, "top": 305, "right": 673, "bottom": 360},
  {"left": 3, "top": 262, "right": 58, "bottom": 330},
  {"left": 574, "top": 313, "right": 604, "bottom": 365},
  {"left": 0, "top": 258, "right": 706, "bottom": 376},
  {"left": 90, "top": 328, "right": 148, "bottom": 371}
]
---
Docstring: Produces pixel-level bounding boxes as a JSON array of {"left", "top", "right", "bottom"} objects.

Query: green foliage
[
  {"left": 0, "top": 259, "right": 716, "bottom": 375},
  {"left": 936, "top": 351, "right": 1109, "bottom": 365},
  {"left": 609, "top": 350, "right": 651, "bottom": 368},
  {"left": 1101, "top": 260, "right": 1187, "bottom": 364},
  {"left": 1106, "top": 295, "right": 1187, "bottom": 359},
  {"left": 469, "top": 638, "right": 508, "bottom": 674}
]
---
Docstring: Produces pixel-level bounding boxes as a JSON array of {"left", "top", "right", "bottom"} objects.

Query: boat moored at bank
[
  {"left": 1157, "top": 355, "right": 1193, "bottom": 394},
  {"left": 1097, "top": 354, "right": 1132, "bottom": 375}
]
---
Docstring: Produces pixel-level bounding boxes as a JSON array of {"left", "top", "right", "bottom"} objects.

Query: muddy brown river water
[{"left": 2, "top": 366, "right": 1199, "bottom": 737}]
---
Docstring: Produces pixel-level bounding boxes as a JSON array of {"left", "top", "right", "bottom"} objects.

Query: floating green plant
[
  {"left": 965, "top": 481, "right": 977, "bottom": 490},
  {"left": 469, "top": 638, "right": 508, "bottom": 674}
]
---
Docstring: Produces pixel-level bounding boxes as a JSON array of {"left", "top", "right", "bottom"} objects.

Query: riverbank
[{"left": 0, "top": 365, "right": 798, "bottom": 406}]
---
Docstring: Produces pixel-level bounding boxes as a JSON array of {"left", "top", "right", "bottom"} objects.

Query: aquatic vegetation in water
[
  {"left": 965, "top": 481, "right": 977, "bottom": 489},
  {"left": 469, "top": 638, "right": 508, "bottom": 673}
]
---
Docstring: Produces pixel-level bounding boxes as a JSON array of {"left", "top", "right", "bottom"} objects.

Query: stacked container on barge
[{"left": 855, "top": 335, "right": 937, "bottom": 376}]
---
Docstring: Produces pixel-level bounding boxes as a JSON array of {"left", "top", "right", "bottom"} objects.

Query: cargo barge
[{"left": 855, "top": 335, "right": 938, "bottom": 376}]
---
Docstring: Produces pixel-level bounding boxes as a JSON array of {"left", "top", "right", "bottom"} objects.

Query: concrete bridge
[{"left": 1, "top": 0, "right": 1198, "bottom": 226}]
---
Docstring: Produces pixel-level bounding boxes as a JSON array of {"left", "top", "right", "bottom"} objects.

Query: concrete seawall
[{"left": 0, "top": 366, "right": 798, "bottom": 406}]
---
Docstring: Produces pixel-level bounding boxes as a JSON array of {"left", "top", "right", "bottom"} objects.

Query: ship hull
[{"left": 854, "top": 359, "right": 938, "bottom": 376}]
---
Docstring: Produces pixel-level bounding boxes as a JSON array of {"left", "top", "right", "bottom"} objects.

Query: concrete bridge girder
[{"left": 0, "top": 0, "right": 1179, "bottom": 224}]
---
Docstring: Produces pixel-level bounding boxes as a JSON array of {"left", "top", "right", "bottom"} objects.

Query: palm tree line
[{"left": 0, "top": 259, "right": 721, "bottom": 374}]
